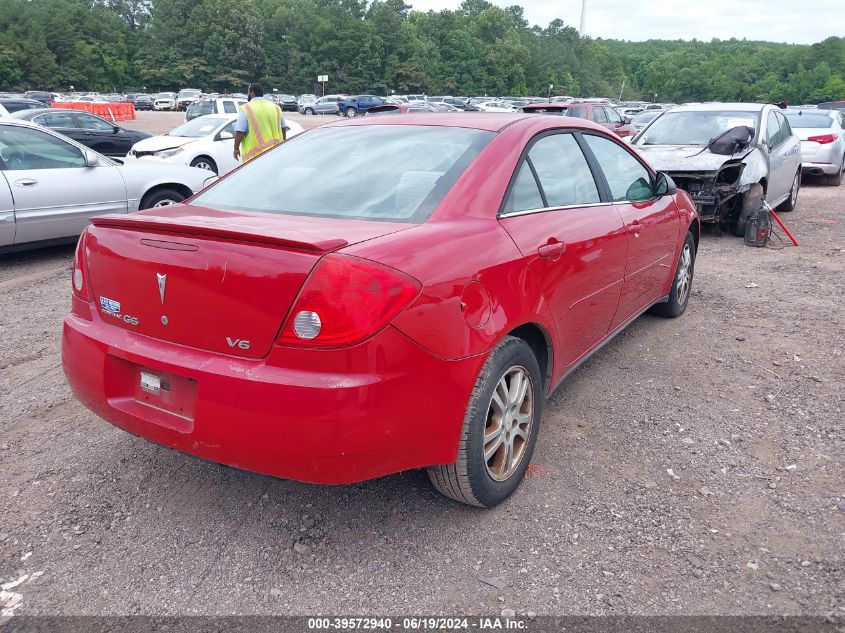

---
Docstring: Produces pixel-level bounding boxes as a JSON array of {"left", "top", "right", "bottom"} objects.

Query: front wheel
[
  {"left": 346, "top": 107, "right": 358, "bottom": 118},
  {"left": 304, "top": 107, "right": 314, "bottom": 116},
  {"left": 650, "top": 231, "right": 695, "bottom": 318},
  {"left": 777, "top": 171, "right": 800, "bottom": 212},
  {"left": 190, "top": 156, "right": 218, "bottom": 174},
  {"left": 428, "top": 336, "right": 543, "bottom": 507},
  {"left": 140, "top": 187, "right": 186, "bottom": 210}
]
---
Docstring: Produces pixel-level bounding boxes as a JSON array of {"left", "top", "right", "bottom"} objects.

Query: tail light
[
  {"left": 277, "top": 254, "right": 420, "bottom": 348},
  {"left": 71, "top": 230, "right": 93, "bottom": 319},
  {"left": 808, "top": 134, "right": 837, "bottom": 144}
]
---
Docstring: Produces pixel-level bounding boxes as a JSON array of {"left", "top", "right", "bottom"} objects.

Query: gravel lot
[{"left": 0, "top": 114, "right": 843, "bottom": 616}]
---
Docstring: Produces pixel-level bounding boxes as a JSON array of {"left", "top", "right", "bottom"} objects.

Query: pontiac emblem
[{"left": 157, "top": 273, "right": 167, "bottom": 304}]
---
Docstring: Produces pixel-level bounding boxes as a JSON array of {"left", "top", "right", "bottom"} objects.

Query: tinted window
[
  {"left": 37, "top": 112, "right": 77, "bottom": 128},
  {"left": 527, "top": 134, "right": 600, "bottom": 207},
  {"left": 222, "top": 101, "right": 237, "bottom": 113},
  {"left": 585, "top": 134, "right": 653, "bottom": 202},
  {"left": 503, "top": 162, "right": 544, "bottom": 213},
  {"left": 192, "top": 125, "right": 494, "bottom": 222},
  {"left": 77, "top": 114, "right": 114, "bottom": 131},
  {"left": 1, "top": 101, "right": 42, "bottom": 113},
  {"left": 0, "top": 125, "right": 85, "bottom": 170},
  {"left": 568, "top": 106, "right": 588, "bottom": 120}
]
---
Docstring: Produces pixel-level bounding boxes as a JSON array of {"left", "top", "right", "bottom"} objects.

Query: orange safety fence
[{"left": 49, "top": 101, "right": 136, "bottom": 121}]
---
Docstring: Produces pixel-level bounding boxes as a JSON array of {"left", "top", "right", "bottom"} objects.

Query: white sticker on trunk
[{"left": 140, "top": 372, "right": 161, "bottom": 394}]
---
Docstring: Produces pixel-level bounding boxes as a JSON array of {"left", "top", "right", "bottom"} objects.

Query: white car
[
  {"left": 476, "top": 101, "right": 518, "bottom": 113},
  {"left": 126, "top": 114, "right": 304, "bottom": 176},
  {"left": 153, "top": 93, "right": 176, "bottom": 111},
  {"left": 783, "top": 109, "right": 845, "bottom": 186},
  {"left": 0, "top": 119, "right": 212, "bottom": 252}
]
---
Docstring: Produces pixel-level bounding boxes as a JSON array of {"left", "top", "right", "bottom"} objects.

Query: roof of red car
[{"left": 324, "top": 112, "right": 610, "bottom": 134}]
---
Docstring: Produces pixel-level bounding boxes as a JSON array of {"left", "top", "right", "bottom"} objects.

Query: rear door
[
  {"left": 498, "top": 132, "right": 628, "bottom": 366},
  {"left": 581, "top": 133, "right": 680, "bottom": 327},
  {"left": 213, "top": 121, "right": 239, "bottom": 174},
  {"left": 0, "top": 125, "right": 126, "bottom": 245},
  {"left": 775, "top": 110, "right": 801, "bottom": 185}
]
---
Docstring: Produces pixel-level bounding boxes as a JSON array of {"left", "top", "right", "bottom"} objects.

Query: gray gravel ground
[{"left": 0, "top": 119, "right": 843, "bottom": 616}]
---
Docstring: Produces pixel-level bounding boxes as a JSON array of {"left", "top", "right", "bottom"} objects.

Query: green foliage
[{"left": 1, "top": 0, "right": 843, "bottom": 104}]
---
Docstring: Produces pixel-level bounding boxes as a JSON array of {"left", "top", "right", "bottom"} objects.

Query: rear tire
[
  {"left": 428, "top": 336, "right": 543, "bottom": 507},
  {"left": 777, "top": 171, "right": 800, "bottom": 212},
  {"left": 304, "top": 108, "right": 314, "bottom": 116},
  {"left": 140, "top": 187, "right": 185, "bottom": 210},
  {"left": 649, "top": 231, "right": 695, "bottom": 318}
]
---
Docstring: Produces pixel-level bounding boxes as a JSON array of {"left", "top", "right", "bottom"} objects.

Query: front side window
[
  {"left": 584, "top": 134, "right": 653, "bottom": 202},
  {"left": 519, "top": 133, "right": 601, "bottom": 209},
  {"left": 775, "top": 111, "right": 792, "bottom": 140},
  {"left": 767, "top": 111, "right": 785, "bottom": 148},
  {"left": 0, "top": 126, "right": 85, "bottom": 170},
  {"left": 192, "top": 125, "right": 494, "bottom": 222},
  {"left": 222, "top": 101, "right": 237, "bottom": 113},
  {"left": 605, "top": 107, "right": 622, "bottom": 123}
]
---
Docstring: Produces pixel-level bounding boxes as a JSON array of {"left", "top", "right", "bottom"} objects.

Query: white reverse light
[{"left": 293, "top": 311, "right": 321, "bottom": 340}]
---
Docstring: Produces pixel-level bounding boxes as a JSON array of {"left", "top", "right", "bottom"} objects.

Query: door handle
[
  {"left": 538, "top": 240, "right": 566, "bottom": 259},
  {"left": 14, "top": 178, "right": 37, "bottom": 188},
  {"left": 628, "top": 221, "right": 642, "bottom": 236}
]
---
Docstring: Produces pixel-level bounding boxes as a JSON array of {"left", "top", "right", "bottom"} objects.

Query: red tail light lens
[
  {"left": 278, "top": 254, "right": 421, "bottom": 348},
  {"left": 71, "top": 230, "right": 93, "bottom": 319},
  {"left": 808, "top": 134, "right": 837, "bottom": 144}
]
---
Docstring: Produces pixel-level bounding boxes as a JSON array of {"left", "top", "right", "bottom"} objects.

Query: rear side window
[
  {"left": 77, "top": 114, "right": 114, "bottom": 131},
  {"left": 37, "top": 112, "right": 76, "bottom": 128},
  {"left": 223, "top": 101, "right": 237, "bottom": 113},
  {"left": 584, "top": 134, "right": 653, "bottom": 202},
  {"left": 192, "top": 125, "right": 494, "bottom": 222},
  {"left": 503, "top": 133, "right": 600, "bottom": 213},
  {"left": 568, "top": 106, "right": 588, "bottom": 119}
]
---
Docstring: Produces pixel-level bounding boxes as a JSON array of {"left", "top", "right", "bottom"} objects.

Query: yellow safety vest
[{"left": 240, "top": 98, "right": 286, "bottom": 162}]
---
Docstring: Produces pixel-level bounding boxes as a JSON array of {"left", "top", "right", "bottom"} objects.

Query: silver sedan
[
  {"left": 783, "top": 109, "right": 845, "bottom": 186},
  {"left": 0, "top": 119, "right": 212, "bottom": 253}
]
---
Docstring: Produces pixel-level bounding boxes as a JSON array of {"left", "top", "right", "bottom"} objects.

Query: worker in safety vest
[{"left": 233, "top": 83, "right": 288, "bottom": 163}]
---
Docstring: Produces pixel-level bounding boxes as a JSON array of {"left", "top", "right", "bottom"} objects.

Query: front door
[
  {"left": 498, "top": 132, "right": 628, "bottom": 367},
  {"left": 765, "top": 109, "right": 793, "bottom": 202},
  {"left": 0, "top": 175, "right": 13, "bottom": 246},
  {"left": 74, "top": 112, "right": 122, "bottom": 156},
  {"left": 0, "top": 125, "right": 127, "bottom": 245},
  {"left": 580, "top": 133, "right": 681, "bottom": 327}
]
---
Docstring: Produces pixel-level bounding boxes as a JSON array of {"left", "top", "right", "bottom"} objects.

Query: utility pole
[{"left": 579, "top": 0, "right": 587, "bottom": 36}]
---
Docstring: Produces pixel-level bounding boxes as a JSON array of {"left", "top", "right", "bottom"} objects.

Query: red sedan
[
  {"left": 63, "top": 113, "right": 699, "bottom": 507},
  {"left": 523, "top": 103, "right": 639, "bottom": 138}
]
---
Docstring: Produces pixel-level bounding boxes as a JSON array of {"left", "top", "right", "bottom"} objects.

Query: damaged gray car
[{"left": 632, "top": 103, "right": 802, "bottom": 235}]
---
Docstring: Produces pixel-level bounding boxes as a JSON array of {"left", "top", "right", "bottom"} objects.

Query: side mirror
[
  {"left": 654, "top": 172, "right": 677, "bottom": 197},
  {"left": 112, "top": 126, "right": 120, "bottom": 134},
  {"left": 217, "top": 130, "right": 234, "bottom": 141},
  {"left": 82, "top": 149, "right": 99, "bottom": 167}
]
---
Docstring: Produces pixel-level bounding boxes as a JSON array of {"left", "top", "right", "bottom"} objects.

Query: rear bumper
[
  {"left": 801, "top": 161, "right": 841, "bottom": 176},
  {"left": 62, "top": 313, "right": 483, "bottom": 484}
]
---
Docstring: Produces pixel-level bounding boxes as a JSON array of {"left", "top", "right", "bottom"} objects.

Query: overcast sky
[{"left": 409, "top": 0, "right": 842, "bottom": 45}]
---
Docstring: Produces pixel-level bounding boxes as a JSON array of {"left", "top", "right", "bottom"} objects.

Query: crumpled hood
[
  {"left": 635, "top": 144, "right": 753, "bottom": 173},
  {"left": 130, "top": 135, "right": 198, "bottom": 153}
]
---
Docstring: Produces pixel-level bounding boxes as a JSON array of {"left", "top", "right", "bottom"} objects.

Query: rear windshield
[
  {"left": 192, "top": 125, "right": 494, "bottom": 222},
  {"left": 187, "top": 101, "right": 216, "bottom": 117},
  {"left": 783, "top": 113, "right": 833, "bottom": 128}
]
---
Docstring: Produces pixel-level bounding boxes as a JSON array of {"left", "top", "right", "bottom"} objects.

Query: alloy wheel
[
  {"left": 676, "top": 243, "right": 693, "bottom": 305},
  {"left": 484, "top": 366, "right": 534, "bottom": 482},
  {"left": 152, "top": 199, "right": 177, "bottom": 208}
]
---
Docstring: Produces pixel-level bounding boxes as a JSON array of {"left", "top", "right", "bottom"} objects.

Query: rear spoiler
[{"left": 90, "top": 214, "right": 348, "bottom": 253}]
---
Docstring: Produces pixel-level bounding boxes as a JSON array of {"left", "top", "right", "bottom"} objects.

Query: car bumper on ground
[{"left": 62, "top": 312, "right": 483, "bottom": 484}]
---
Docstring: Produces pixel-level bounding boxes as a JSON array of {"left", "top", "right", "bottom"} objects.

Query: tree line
[{"left": 1, "top": 0, "right": 844, "bottom": 104}]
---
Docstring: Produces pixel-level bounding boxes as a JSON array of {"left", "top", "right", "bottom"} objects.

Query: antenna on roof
[{"left": 579, "top": 0, "right": 587, "bottom": 36}]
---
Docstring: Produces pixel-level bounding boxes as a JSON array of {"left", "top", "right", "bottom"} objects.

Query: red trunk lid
[{"left": 84, "top": 206, "right": 412, "bottom": 359}]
